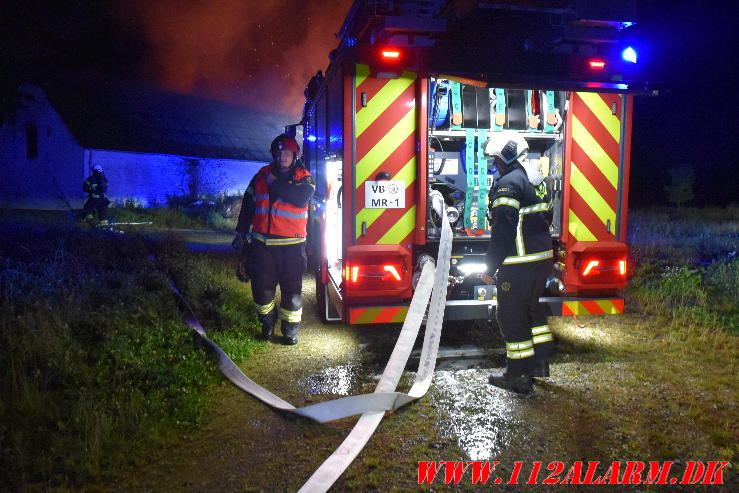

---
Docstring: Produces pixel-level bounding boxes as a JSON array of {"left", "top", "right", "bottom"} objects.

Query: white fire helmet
[
  {"left": 483, "top": 130, "right": 528, "bottom": 165},
  {"left": 92, "top": 164, "right": 103, "bottom": 172}
]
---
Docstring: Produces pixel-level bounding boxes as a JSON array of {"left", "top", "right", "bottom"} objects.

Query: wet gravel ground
[{"left": 104, "top": 233, "right": 737, "bottom": 492}]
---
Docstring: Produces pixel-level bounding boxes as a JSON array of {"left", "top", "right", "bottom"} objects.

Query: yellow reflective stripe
[
  {"left": 355, "top": 156, "right": 416, "bottom": 237},
  {"left": 356, "top": 72, "right": 416, "bottom": 137},
  {"left": 278, "top": 306, "right": 302, "bottom": 322},
  {"left": 502, "top": 250, "right": 553, "bottom": 264},
  {"left": 568, "top": 210, "right": 597, "bottom": 242},
  {"left": 515, "top": 216, "right": 524, "bottom": 256},
  {"left": 531, "top": 325, "right": 550, "bottom": 335},
  {"left": 570, "top": 162, "right": 616, "bottom": 231},
  {"left": 253, "top": 233, "right": 306, "bottom": 246},
  {"left": 577, "top": 92, "right": 621, "bottom": 143},
  {"left": 520, "top": 202, "right": 549, "bottom": 214},
  {"left": 506, "top": 340, "right": 533, "bottom": 350},
  {"left": 571, "top": 114, "right": 619, "bottom": 188},
  {"left": 596, "top": 299, "right": 621, "bottom": 314},
  {"left": 533, "top": 333, "right": 554, "bottom": 344},
  {"left": 355, "top": 107, "right": 417, "bottom": 186},
  {"left": 507, "top": 348, "right": 535, "bottom": 359},
  {"left": 378, "top": 205, "right": 416, "bottom": 244},
  {"left": 491, "top": 197, "right": 520, "bottom": 209},
  {"left": 255, "top": 300, "right": 275, "bottom": 315},
  {"left": 355, "top": 63, "right": 370, "bottom": 89}
]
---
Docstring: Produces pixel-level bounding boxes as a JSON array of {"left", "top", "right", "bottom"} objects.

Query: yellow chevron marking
[
  {"left": 568, "top": 209, "right": 597, "bottom": 242},
  {"left": 577, "top": 92, "right": 621, "bottom": 143},
  {"left": 570, "top": 162, "right": 616, "bottom": 232},
  {"left": 390, "top": 309, "right": 408, "bottom": 323},
  {"left": 355, "top": 107, "right": 416, "bottom": 186},
  {"left": 356, "top": 72, "right": 416, "bottom": 137},
  {"left": 355, "top": 156, "right": 416, "bottom": 238},
  {"left": 355, "top": 64, "right": 370, "bottom": 89},
  {"left": 571, "top": 114, "right": 619, "bottom": 189},
  {"left": 378, "top": 205, "right": 416, "bottom": 245},
  {"left": 596, "top": 299, "right": 619, "bottom": 314},
  {"left": 354, "top": 308, "right": 380, "bottom": 324}
]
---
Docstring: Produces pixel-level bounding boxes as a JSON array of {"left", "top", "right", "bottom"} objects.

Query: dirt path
[{"left": 98, "top": 233, "right": 737, "bottom": 492}]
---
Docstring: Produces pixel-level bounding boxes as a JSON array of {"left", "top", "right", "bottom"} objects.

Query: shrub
[{"left": 0, "top": 220, "right": 259, "bottom": 489}]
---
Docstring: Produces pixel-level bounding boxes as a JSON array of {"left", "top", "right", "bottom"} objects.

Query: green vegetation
[
  {"left": 0, "top": 219, "right": 259, "bottom": 490},
  {"left": 110, "top": 193, "right": 242, "bottom": 231},
  {"left": 629, "top": 206, "right": 739, "bottom": 334}
]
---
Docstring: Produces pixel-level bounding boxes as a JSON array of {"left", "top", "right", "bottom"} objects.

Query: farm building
[{"left": 0, "top": 76, "right": 290, "bottom": 209}]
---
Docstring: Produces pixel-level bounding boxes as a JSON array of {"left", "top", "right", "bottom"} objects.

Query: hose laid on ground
[{"left": 165, "top": 209, "right": 453, "bottom": 491}]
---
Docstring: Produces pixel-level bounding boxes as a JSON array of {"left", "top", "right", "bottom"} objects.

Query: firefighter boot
[
  {"left": 281, "top": 321, "right": 299, "bottom": 345},
  {"left": 488, "top": 370, "right": 533, "bottom": 394},
  {"left": 531, "top": 360, "right": 550, "bottom": 378},
  {"left": 258, "top": 310, "right": 276, "bottom": 341}
]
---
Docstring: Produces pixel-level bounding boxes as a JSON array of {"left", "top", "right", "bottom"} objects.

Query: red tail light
[
  {"left": 381, "top": 49, "right": 401, "bottom": 59},
  {"left": 582, "top": 260, "right": 600, "bottom": 277},
  {"left": 588, "top": 59, "right": 606, "bottom": 69},
  {"left": 578, "top": 257, "right": 628, "bottom": 282},
  {"left": 345, "top": 264, "right": 404, "bottom": 284}
]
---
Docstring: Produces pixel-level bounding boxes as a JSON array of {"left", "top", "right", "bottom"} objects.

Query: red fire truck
[{"left": 298, "top": 0, "right": 652, "bottom": 324}]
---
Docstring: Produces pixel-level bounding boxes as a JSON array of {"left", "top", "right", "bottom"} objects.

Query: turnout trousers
[
  {"left": 247, "top": 240, "right": 306, "bottom": 336},
  {"left": 495, "top": 259, "right": 554, "bottom": 376}
]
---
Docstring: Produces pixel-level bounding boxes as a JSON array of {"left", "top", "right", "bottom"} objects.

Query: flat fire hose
[{"left": 167, "top": 209, "right": 454, "bottom": 491}]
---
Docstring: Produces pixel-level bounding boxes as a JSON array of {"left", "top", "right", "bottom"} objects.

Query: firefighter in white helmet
[{"left": 482, "top": 131, "right": 554, "bottom": 394}]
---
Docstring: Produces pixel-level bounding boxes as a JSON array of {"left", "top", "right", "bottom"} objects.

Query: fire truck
[{"left": 298, "top": 0, "right": 653, "bottom": 324}]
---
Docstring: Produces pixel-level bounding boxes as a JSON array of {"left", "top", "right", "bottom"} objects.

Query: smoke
[{"left": 116, "top": 0, "right": 353, "bottom": 118}]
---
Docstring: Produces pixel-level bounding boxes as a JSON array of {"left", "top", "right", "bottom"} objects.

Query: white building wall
[
  {"left": 0, "top": 84, "right": 85, "bottom": 209},
  {"left": 88, "top": 150, "right": 265, "bottom": 207}
]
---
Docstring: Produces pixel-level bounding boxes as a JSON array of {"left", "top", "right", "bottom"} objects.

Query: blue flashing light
[
  {"left": 622, "top": 46, "right": 638, "bottom": 64},
  {"left": 307, "top": 135, "right": 317, "bottom": 142}
]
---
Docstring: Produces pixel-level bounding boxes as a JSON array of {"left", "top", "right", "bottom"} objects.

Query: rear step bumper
[{"left": 347, "top": 297, "right": 624, "bottom": 324}]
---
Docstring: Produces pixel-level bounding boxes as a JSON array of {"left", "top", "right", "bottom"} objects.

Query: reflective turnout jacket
[
  {"left": 485, "top": 162, "right": 553, "bottom": 273},
  {"left": 236, "top": 164, "right": 315, "bottom": 245}
]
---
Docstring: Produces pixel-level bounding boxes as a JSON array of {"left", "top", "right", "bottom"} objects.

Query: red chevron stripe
[
  {"left": 612, "top": 298, "right": 625, "bottom": 312},
  {"left": 572, "top": 93, "right": 621, "bottom": 160},
  {"left": 373, "top": 306, "right": 404, "bottom": 323},
  {"left": 355, "top": 75, "right": 390, "bottom": 113},
  {"left": 570, "top": 139, "right": 618, "bottom": 205},
  {"left": 356, "top": 83, "right": 416, "bottom": 158},
  {"left": 580, "top": 300, "right": 605, "bottom": 314},
  {"left": 569, "top": 187, "right": 615, "bottom": 241},
  {"left": 562, "top": 303, "right": 574, "bottom": 316}
]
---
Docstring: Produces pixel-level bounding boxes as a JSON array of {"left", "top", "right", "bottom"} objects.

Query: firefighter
[
  {"left": 481, "top": 131, "right": 554, "bottom": 394},
  {"left": 234, "top": 134, "right": 315, "bottom": 345},
  {"left": 82, "top": 164, "right": 110, "bottom": 227}
]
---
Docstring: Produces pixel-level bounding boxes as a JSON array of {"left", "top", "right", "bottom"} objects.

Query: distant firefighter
[{"left": 82, "top": 164, "right": 110, "bottom": 227}]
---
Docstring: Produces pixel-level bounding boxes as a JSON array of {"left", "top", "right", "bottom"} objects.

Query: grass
[
  {"left": 0, "top": 218, "right": 259, "bottom": 490},
  {"left": 110, "top": 194, "right": 240, "bottom": 231},
  {"left": 531, "top": 205, "right": 739, "bottom": 472}
]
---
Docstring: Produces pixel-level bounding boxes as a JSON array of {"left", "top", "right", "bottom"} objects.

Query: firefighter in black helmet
[
  {"left": 481, "top": 131, "right": 555, "bottom": 394},
  {"left": 234, "top": 134, "right": 315, "bottom": 345}
]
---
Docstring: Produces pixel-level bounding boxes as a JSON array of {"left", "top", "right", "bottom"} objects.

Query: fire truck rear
[{"left": 298, "top": 0, "right": 653, "bottom": 324}]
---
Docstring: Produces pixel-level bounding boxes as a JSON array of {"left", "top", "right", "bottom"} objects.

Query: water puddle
[
  {"left": 299, "top": 364, "right": 361, "bottom": 397},
  {"left": 432, "top": 369, "right": 525, "bottom": 460}
]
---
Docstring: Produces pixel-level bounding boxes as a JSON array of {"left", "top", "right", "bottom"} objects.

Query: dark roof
[{"left": 36, "top": 76, "right": 291, "bottom": 161}]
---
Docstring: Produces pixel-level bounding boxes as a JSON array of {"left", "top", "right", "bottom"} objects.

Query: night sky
[{"left": 2, "top": 0, "right": 736, "bottom": 206}]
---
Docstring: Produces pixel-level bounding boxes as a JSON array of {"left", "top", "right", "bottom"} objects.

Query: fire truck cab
[{"left": 300, "top": 0, "right": 652, "bottom": 324}]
